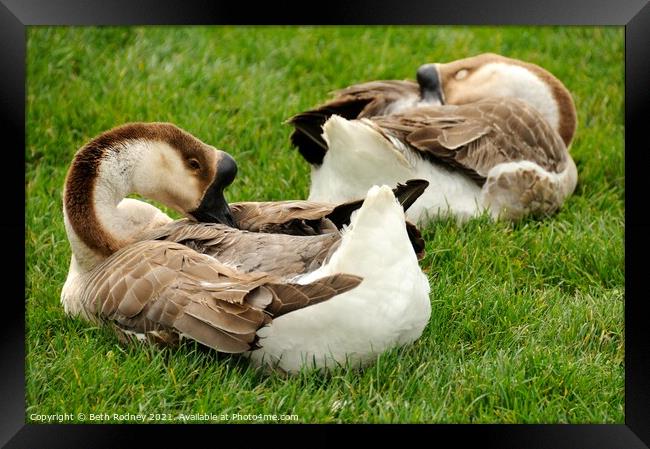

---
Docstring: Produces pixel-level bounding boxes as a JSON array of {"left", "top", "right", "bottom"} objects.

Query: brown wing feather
[
  {"left": 229, "top": 201, "right": 337, "bottom": 235},
  {"left": 373, "top": 98, "right": 570, "bottom": 185},
  {"left": 230, "top": 179, "right": 428, "bottom": 233},
  {"left": 253, "top": 274, "right": 363, "bottom": 317},
  {"left": 229, "top": 182, "right": 428, "bottom": 260},
  {"left": 136, "top": 182, "right": 430, "bottom": 275},
  {"left": 139, "top": 220, "right": 339, "bottom": 278},
  {"left": 76, "top": 240, "right": 362, "bottom": 353},
  {"left": 330, "top": 80, "right": 421, "bottom": 117}
]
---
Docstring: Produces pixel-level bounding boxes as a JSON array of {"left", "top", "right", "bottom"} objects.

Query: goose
[
  {"left": 288, "top": 53, "right": 578, "bottom": 222},
  {"left": 60, "top": 122, "right": 431, "bottom": 374}
]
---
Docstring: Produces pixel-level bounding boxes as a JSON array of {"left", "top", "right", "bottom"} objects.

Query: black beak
[
  {"left": 189, "top": 152, "right": 238, "bottom": 227},
  {"left": 416, "top": 63, "right": 445, "bottom": 105}
]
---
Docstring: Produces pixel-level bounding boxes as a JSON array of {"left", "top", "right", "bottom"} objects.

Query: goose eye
[
  {"left": 455, "top": 69, "right": 469, "bottom": 80},
  {"left": 188, "top": 158, "right": 201, "bottom": 170}
]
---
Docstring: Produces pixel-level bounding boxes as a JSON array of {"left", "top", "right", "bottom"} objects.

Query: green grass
[{"left": 26, "top": 26, "right": 624, "bottom": 423}]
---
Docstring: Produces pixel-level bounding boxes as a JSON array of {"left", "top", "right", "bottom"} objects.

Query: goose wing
[
  {"left": 230, "top": 179, "right": 430, "bottom": 232},
  {"left": 140, "top": 220, "right": 340, "bottom": 278},
  {"left": 373, "top": 98, "right": 570, "bottom": 185},
  {"left": 139, "top": 181, "right": 429, "bottom": 269},
  {"left": 230, "top": 200, "right": 338, "bottom": 235},
  {"left": 76, "top": 240, "right": 362, "bottom": 352},
  {"left": 288, "top": 80, "right": 420, "bottom": 165},
  {"left": 228, "top": 180, "right": 428, "bottom": 259}
]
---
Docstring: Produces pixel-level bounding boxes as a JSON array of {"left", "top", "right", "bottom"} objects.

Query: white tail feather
[
  {"left": 250, "top": 184, "right": 431, "bottom": 373},
  {"left": 301, "top": 185, "right": 413, "bottom": 282},
  {"left": 322, "top": 115, "right": 414, "bottom": 169},
  {"left": 310, "top": 116, "right": 414, "bottom": 204}
]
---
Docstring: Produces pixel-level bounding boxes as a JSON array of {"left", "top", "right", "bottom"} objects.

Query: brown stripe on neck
[
  {"left": 64, "top": 122, "right": 207, "bottom": 257},
  {"left": 64, "top": 134, "right": 123, "bottom": 256}
]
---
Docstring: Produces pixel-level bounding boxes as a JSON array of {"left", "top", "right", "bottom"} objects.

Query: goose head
[
  {"left": 416, "top": 53, "right": 577, "bottom": 146},
  {"left": 63, "top": 122, "right": 237, "bottom": 269}
]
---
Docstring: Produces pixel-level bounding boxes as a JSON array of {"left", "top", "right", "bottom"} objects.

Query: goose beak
[
  {"left": 189, "top": 152, "right": 238, "bottom": 227},
  {"left": 416, "top": 63, "right": 444, "bottom": 105}
]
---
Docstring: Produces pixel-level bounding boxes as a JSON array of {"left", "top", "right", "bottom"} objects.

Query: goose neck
[{"left": 63, "top": 139, "right": 168, "bottom": 272}]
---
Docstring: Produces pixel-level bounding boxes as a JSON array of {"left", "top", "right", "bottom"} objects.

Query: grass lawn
[{"left": 26, "top": 26, "right": 624, "bottom": 423}]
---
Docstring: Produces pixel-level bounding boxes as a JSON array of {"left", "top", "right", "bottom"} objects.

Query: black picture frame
[{"left": 9, "top": 0, "right": 649, "bottom": 446}]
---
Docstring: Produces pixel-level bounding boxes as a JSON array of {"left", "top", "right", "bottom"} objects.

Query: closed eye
[
  {"left": 455, "top": 69, "right": 469, "bottom": 80},
  {"left": 188, "top": 158, "right": 201, "bottom": 170}
]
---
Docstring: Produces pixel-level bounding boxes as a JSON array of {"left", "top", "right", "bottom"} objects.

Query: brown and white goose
[
  {"left": 289, "top": 53, "right": 578, "bottom": 222},
  {"left": 61, "top": 122, "right": 431, "bottom": 374}
]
